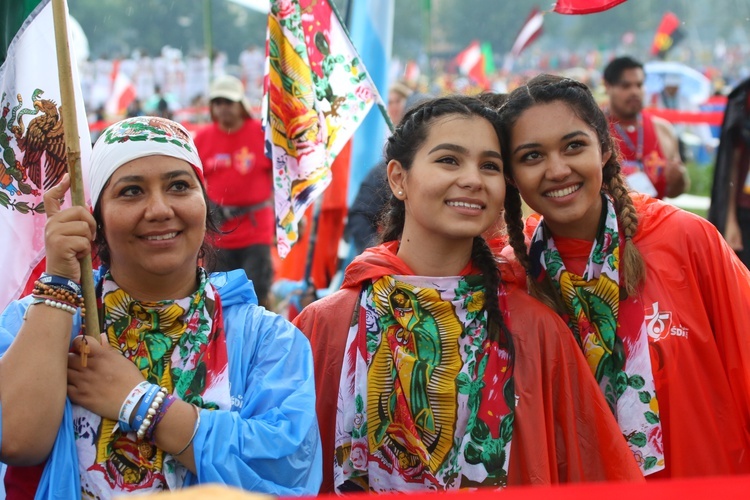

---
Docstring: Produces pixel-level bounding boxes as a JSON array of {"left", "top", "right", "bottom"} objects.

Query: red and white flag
[
  {"left": 454, "top": 41, "right": 488, "bottom": 88},
  {"left": 105, "top": 59, "right": 137, "bottom": 117},
  {"left": 510, "top": 8, "right": 544, "bottom": 58},
  {"left": 503, "top": 8, "right": 544, "bottom": 72},
  {"left": 553, "top": 0, "right": 628, "bottom": 15}
]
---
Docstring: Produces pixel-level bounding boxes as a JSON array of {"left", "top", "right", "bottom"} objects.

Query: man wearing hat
[
  {"left": 603, "top": 56, "right": 688, "bottom": 199},
  {"left": 194, "top": 75, "right": 274, "bottom": 307}
]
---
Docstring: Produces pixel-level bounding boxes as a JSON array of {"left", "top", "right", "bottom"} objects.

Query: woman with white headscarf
[{"left": 0, "top": 116, "right": 322, "bottom": 498}]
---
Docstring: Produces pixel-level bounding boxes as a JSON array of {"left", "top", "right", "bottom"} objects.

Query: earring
[{"left": 397, "top": 190, "right": 404, "bottom": 197}]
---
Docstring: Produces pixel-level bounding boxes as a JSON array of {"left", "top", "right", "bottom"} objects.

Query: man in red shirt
[
  {"left": 603, "top": 56, "right": 689, "bottom": 199},
  {"left": 194, "top": 75, "right": 274, "bottom": 307}
]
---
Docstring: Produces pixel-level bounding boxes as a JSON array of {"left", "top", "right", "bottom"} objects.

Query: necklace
[{"left": 613, "top": 113, "right": 644, "bottom": 161}]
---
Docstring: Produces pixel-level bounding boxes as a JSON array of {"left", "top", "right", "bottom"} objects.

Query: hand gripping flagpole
[{"left": 51, "top": 0, "right": 101, "bottom": 357}]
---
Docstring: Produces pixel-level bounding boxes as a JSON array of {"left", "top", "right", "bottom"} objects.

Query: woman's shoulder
[
  {"left": 632, "top": 194, "right": 721, "bottom": 247},
  {"left": 210, "top": 269, "right": 260, "bottom": 308},
  {"left": 293, "top": 288, "right": 359, "bottom": 332}
]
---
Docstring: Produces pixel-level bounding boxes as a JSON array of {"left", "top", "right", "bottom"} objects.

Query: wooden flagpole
[{"left": 51, "top": 0, "right": 101, "bottom": 347}]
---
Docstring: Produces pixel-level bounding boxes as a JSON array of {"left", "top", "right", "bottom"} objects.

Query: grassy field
[{"left": 679, "top": 161, "right": 713, "bottom": 218}]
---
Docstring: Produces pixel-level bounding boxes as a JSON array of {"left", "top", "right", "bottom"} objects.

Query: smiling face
[
  {"left": 508, "top": 100, "right": 611, "bottom": 240},
  {"left": 606, "top": 67, "right": 645, "bottom": 121},
  {"left": 388, "top": 115, "right": 505, "bottom": 249},
  {"left": 100, "top": 155, "right": 207, "bottom": 287}
]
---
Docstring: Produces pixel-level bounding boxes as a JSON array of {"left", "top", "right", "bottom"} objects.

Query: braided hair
[
  {"left": 379, "top": 95, "right": 514, "bottom": 350},
  {"left": 497, "top": 74, "right": 645, "bottom": 308}
]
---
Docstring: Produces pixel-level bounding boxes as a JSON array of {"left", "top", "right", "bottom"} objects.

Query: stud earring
[{"left": 398, "top": 190, "right": 404, "bottom": 196}]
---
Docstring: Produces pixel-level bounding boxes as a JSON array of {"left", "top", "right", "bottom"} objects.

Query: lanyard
[{"left": 613, "top": 113, "right": 644, "bottom": 162}]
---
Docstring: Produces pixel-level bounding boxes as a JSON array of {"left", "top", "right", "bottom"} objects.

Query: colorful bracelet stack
[
  {"left": 117, "top": 382, "right": 200, "bottom": 456},
  {"left": 29, "top": 273, "right": 85, "bottom": 331}
]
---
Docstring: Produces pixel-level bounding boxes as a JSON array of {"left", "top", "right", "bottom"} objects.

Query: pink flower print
[
  {"left": 276, "top": 0, "right": 295, "bottom": 19},
  {"left": 355, "top": 85, "right": 373, "bottom": 103}
]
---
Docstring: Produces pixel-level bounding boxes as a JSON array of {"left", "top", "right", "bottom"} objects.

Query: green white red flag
[
  {"left": 264, "top": 0, "right": 380, "bottom": 258},
  {"left": 0, "top": 0, "right": 91, "bottom": 311}
]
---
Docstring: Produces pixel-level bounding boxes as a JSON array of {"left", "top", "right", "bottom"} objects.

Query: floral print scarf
[
  {"left": 73, "top": 268, "right": 231, "bottom": 498},
  {"left": 529, "top": 194, "right": 664, "bottom": 475},
  {"left": 335, "top": 274, "right": 515, "bottom": 492}
]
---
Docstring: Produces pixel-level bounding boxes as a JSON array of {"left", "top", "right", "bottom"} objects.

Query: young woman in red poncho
[
  {"left": 496, "top": 74, "right": 750, "bottom": 480},
  {"left": 293, "top": 95, "right": 643, "bottom": 493}
]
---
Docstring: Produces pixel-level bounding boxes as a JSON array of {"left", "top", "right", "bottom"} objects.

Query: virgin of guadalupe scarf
[
  {"left": 529, "top": 194, "right": 664, "bottom": 475},
  {"left": 73, "top": 268, "right": 231, "bottom": 498},
  {"left": 335, "top": 274, "right": 515, "bottom": 492}
]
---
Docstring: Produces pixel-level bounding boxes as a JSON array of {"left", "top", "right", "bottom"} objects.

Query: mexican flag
[{"left": 0, "top": 0, "right": 91, "bottom": 313}]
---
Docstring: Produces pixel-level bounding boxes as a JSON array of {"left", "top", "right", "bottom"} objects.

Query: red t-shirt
[
  {"left": 609, "top": 112, "right": 668, "bottom": 199},
  {"left": 194, "top": 119, "right": 274, "bottom": 248}
]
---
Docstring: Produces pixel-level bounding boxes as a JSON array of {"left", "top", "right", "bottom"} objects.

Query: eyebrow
[
  {"left": 512, "top": 130, "right": 589, "bottom": 155},
  {"left": 111, "top": 169, "right": 193, "bottom": 187},
  {"left": 428, "top": 143, "right": 502, "bottom": 160}
]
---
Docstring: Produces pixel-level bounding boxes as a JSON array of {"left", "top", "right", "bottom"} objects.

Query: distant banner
[
  {"left": 553, "top": 0, "right": 627, "bottom": 15},
  {"left": 645, "top": 107, "right": 725, "bottom": 126}
]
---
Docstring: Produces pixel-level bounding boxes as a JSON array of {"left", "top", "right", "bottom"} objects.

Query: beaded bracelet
[
  {"left": 118, "top": 381, "right": 152, "bottom": 433},
  {"left": 34, "top": 281, "right": 81, "bottom": 304},
  {"left": 30, "top": 297, "right": 77, "bottom": 315},
  {"left": 38, "top": 273, "right": 82, "bottom": 296},
  {"left": 137, "top": 386, "right": 169, "bottom": 441},
  {"left": 131, "top": 384, "right": 160, "bottom": 433},
  {"left": 28, "top": 281, "right": 86, "bottom": 334},
  {"left": 145, "top": 393, "right": 176, "bottom": 443},
  {"left": 173, "top": 404, "right": 201, "bottom": 457}
]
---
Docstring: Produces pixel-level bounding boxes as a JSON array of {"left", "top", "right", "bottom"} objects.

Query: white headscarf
[{"left": 89, "top": 116, "right": 203, "bottom": 207}]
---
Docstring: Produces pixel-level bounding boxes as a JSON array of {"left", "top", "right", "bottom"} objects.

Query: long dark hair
[
  {"left": 379, "top": 94, "right": 513, "bottom": 351},
  {"left": 498, "top": 74, "right": 645, "bottom": 312}
]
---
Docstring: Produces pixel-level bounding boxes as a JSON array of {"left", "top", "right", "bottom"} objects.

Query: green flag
[{"left": 481, "top": 41, "right": 495, "bottom": 76}]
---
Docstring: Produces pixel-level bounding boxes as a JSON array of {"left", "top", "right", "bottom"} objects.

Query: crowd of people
[{"left": 1, "top": 47, "right": 749, "bottom": 498}]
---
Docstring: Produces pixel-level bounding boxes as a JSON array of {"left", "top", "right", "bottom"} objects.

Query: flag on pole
[
  {"left": 553, "top": 0, "right": 628, "bottom": 14},
  {"left": 650, "top": 12, "right": 685, "bottom": 58},
  {"left": 0, "top": 0, "right": 92, "bottom": 313},
  {"left": 510, "top": 8, "right": 544, "bottom": 58},
  {"left": 347, "top": 0, "right": 394, "bottom": 206},
  {"left": 264, "top": 0, "right": 380, "bottom": 258},
  {"left": 503, "top": 8, "right": 544, "bottom": 73},
  {"left": 454, "top": 41, "right": 489, "bottom": 89},
  {"left": 105, "top": 59, "right": 137, "bottom": 117}
]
